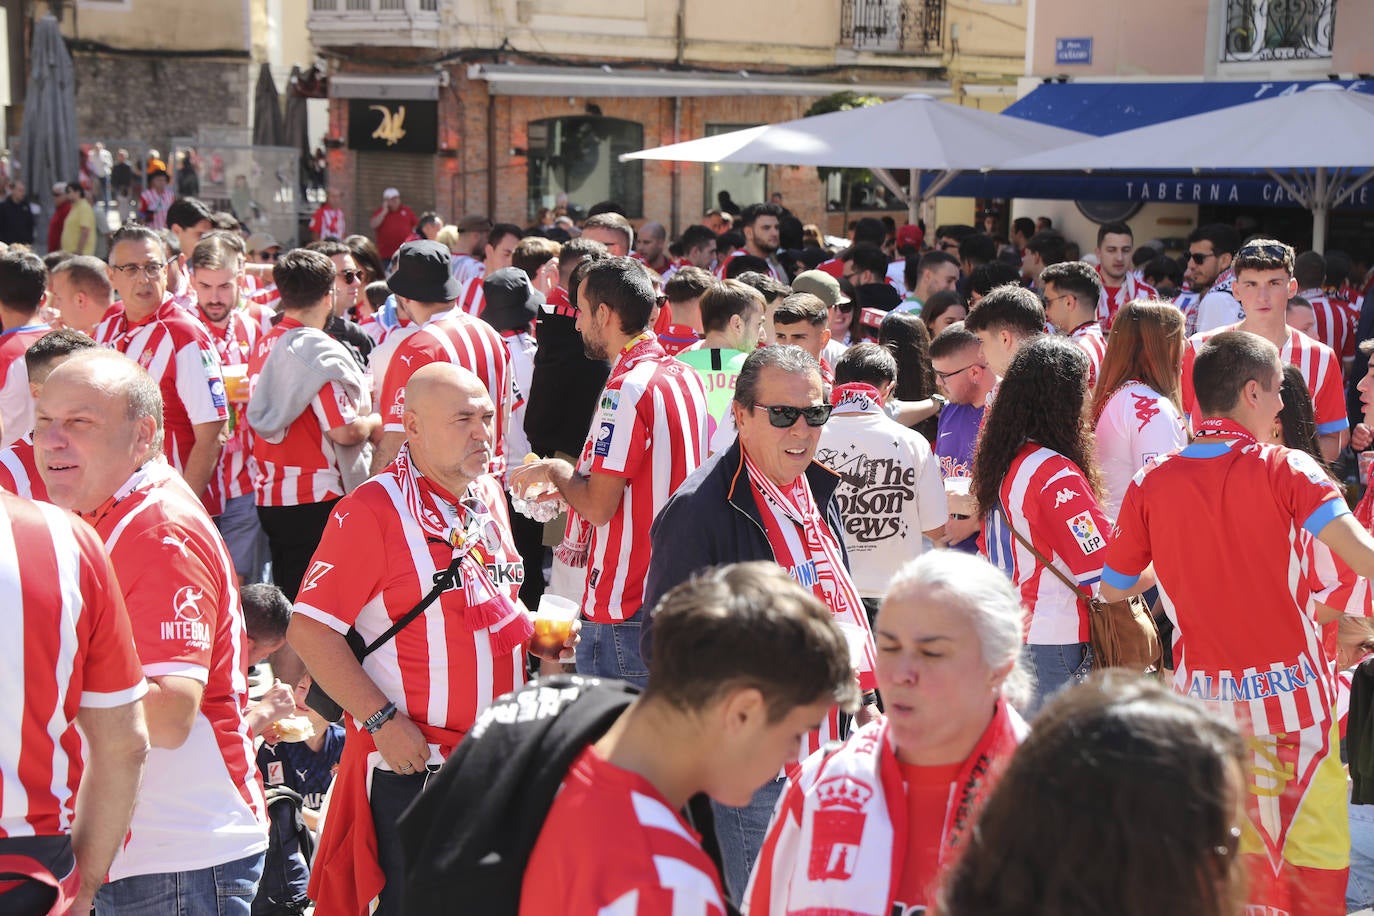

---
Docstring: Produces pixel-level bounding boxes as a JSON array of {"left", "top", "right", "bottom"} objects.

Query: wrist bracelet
[
  {"left": 363, "top": 701, "right": 397, "bottom": 734},
  {"left": 861, "top": 690, "right": 879, "bottom": 707}
]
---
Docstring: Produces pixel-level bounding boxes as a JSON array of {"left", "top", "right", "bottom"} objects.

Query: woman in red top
[{"left": 746, "top": 550, "right": 1031, "bottom": 915}]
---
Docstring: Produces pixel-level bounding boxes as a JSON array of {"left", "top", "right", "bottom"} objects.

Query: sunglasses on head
[{"left": 751, "top": 403, "right": 833, "bottom": 428}]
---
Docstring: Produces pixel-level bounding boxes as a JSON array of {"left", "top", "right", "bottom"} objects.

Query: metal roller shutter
[{"left": 352, "top": 151, "right": 437, "bottom": 240}]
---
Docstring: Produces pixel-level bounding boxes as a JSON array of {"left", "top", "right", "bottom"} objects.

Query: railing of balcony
[
  {"left": 1222, "top": 0, "right": 1335, "bottom": 62},
  {"left": 839, "top": 0, "right": 943, "bottom": 54},
  {"left": 311, "top": 0, "right": 439, "bottom": 12}
]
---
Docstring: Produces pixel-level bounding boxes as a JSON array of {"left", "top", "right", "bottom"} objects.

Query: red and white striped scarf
[
  {"left": 742, "top": 449, "right": 876, "bottom": 688},
  {"left": 392, "top": 444, "right": 533, "bottom": 654}
]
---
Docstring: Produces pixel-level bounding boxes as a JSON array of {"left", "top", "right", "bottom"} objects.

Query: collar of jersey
[{"left": 1180, "top": 441, "right": 1233, "bottom": 458}]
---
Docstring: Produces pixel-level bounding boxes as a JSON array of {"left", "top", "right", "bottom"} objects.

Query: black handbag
[{"left": 304, "top": 554, "right": 465, "bottom": 723}]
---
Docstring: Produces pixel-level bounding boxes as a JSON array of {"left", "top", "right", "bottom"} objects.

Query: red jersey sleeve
[
  {"left": 1102, "top": 475, "right": 1153, "bottom": 590},
  {"left": 292, "top": 492, "right": 388, "bottom": 634},
  {"left": 312, "top": 380, "right": 361, "bottom": 433},
  {"left": 587, "top": 381, "right": 651, "bottom": 479},
  {"left": 1180, "top": 339, "right": 1199, "bottom": 425},
  {"left": 380, "top": 335, "right": 441, "bottom": 433},
  {"left": 73, "top": 519, "right": 147, "bottom": 707},
  {"left": 174, "top": 328, "right": 229, "bottom": 426},
  {"left": 1311, "top": 347, "right": 1349, "bottom": 435},
  {"left": 1273, "top": 448, "right": 1351, "bottom": 536},
  {"left": 116, "top": 521, "right": 223, "bottom": 682},
  {"left": 1026, "top": 459, "right": 1111, "bottom": 586}
]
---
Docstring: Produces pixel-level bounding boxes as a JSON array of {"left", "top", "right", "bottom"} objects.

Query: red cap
[{"left": 896, "top": 224, "right": 923, "bottom": 250}]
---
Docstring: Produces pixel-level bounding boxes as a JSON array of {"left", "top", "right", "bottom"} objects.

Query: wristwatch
[{"left": 930, "top": 393, "right": 947, "bottom": 414}]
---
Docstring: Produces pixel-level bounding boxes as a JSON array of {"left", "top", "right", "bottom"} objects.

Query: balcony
[
  {"left": 840, "top": 0, "right": 944, "bottom": 55},
  {"left": 308, "top": 0, "right": 442, "bottom": 48},
  {"left": 1222, "top": 0, "right": 1335, "bottom": 63}
]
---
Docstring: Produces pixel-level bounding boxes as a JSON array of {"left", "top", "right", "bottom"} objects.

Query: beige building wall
[
  {"left": 68, "top": 0, "right": 249, "bottom": 49},
  {"left": 1027, "top": 0, "right": 1207, "bottom": 77}
]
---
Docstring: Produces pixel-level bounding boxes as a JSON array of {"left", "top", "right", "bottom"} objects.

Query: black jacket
[
  {"left": 642, "top": 438, "right": 848, "bottom": 647},
  {"left": 0, "top": 196, "right": 35, "bottom": 246},
  {"left": 398, "top": 675, "right": 636, "bottom": 915},
  {"left": 524, "top": 308, "right": 610, "bottom": 458}
]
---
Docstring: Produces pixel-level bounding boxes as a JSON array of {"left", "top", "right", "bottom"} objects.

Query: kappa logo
[
  {"left": 1052, "top": 487, "right": 1078, "bottom": 508},
  {"left": 172, "top": 585, "right": 206, "bottom": 622},
  {"left": 300, "top": 560, "right": 334, "bottom": 594},
  {"left": 161, "top": 535, "right": 191, "bottom": 557}
]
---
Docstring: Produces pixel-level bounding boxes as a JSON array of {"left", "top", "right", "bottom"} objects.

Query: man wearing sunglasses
[
  {"left": 644, "top": 344, "right": 881, "bottom": 903},
  {"left": 1178, "top": 222, "right": 1242, "bottom": 336}
]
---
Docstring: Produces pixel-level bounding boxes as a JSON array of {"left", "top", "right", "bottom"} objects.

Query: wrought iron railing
[
  {"left": 1222, "top": 0, "right": 1335, "bottom": 62},
  {"left": 840, "top": 0, "right": 943, "bottom": 54}
]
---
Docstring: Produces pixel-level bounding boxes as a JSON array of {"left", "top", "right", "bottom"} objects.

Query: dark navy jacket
[{"left": 642, "top": 437, "right": 849, "bottom": 644}]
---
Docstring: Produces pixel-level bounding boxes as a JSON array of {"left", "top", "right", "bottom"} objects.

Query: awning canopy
[{"left": 467, "top": 63, "right": 951, "bottom": 100}]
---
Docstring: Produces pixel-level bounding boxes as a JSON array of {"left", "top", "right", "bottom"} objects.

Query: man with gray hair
[
  {"left": 34, "top": 349, "right": 268, "bottom": 913},
  {"left": 643, "top": 344, "right": 880, "bottom": 903}
]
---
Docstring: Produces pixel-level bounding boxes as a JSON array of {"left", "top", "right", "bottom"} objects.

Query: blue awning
[
  {"left": 1001, "top": 77, "right": 1374, "bottom": 137},
  {"left": 934, "top": 78, "right": 1374, "bottom": 207}
]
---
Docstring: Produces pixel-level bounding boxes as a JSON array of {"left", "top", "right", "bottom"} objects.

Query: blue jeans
[
  {"left": 1024, "top": 642, "right": 1093, "bottom": 718},
  {"left": 95, "top": 851, "right": 264, "bottom": 916},
  {"left": 1349, "top": 801, "right": 1374, "bottom": 910},
  {"left": 215, "top": 493, "right": 269, "bottom": 585},
  {"left": 575, "top": 607, "right": 649, "bottom": 689},
  {"left": 711, "top": 776, "right": 787, "bottom": 904}
]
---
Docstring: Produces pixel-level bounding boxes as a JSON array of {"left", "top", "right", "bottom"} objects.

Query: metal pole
[{"left": 1313, "top": 166, "right": 1328, "bottom": 253}]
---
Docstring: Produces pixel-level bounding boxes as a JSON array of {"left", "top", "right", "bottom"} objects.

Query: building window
[
  {"left": 1223, "top": 0, "right": 1335, "bottom": 62},
  {"left": 703, "top": 124, "right": 766, "bottom": 217},
  {"left": 527, "top": 117, "right": 644, "bottom": 220}
]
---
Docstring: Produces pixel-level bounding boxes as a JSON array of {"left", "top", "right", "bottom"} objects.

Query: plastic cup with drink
[
  {"left": 221, "top": 363, "right": 250, "bottom": 405},
  {"left": 944, "top": 475, "right": 974, "bottom": 519},
  {"left": 529, "top": 594, "right": 579, "bottom": 659}
]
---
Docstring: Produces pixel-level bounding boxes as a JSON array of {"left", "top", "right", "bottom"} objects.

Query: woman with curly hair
[
  {"left": 1090, "top": 299, "right": 1187, "bottom": 519},
  {"left": 938, "top": 672, "right": 1248, "bottom": 916},
  {"left": 974, "top": 335, "right": 1111, "bottom": 710}
]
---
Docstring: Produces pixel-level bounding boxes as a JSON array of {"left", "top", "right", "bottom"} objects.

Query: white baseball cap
[{"left": 383, "top": 187, "right": 400, "bottom": 199}]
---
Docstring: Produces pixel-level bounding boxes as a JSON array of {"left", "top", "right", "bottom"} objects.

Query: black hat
[
  {"left": 481, "top": 267, "right": 544, "bottom": 332},
  {"left": 387, "top": 240, "right": 461, "bottom": 303}
]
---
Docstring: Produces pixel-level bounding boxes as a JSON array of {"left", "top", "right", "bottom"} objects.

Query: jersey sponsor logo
[
  {"left": 333, "top": 511, "right": 349, "bottom": 528},
  {"left": 1185, "top": 658, "right": 1320, "bottom": 706},
  {"left": 163, "top": 585, "right": 213, "bottom": 647},
  {"left": 161, "top": 535, "right": 191, "bottom": 557},
  {"left": 1052, "top": 487, "right": 1079, "bottom": 508},
  {"left": 398, "top": 354, "right": 415, "bottom": 367},
  {"left": 808, "top": 775, "right": 873, "bottom": 881},
  {"left": 1130, "top": 392, "right": 1160, "bottom": 432},
  {"left": 485, "top": 561, "right": 525, "bottom": 587},
  {"left": 209, "top": 378, "right": 227, "bottom": 411},
  {"left": 300, "top": 560, "right": 334, "bottom": 594},
  {"left": 266, "top": 761, "right": 284, "bottom": 786},
  {"left": 599, "top": 390, "right": 620, "bottom": 412},
  {"left": 137, "top": 349, "right": 155, "bottom": 370},
  {"left": 790, "top": 558, "right": 820, "bottom": 588},
  {"left": 1066, "top": 512, "right": 1105, "bottom": 554},
  {"left": 593, "top": 421, "right": 614, "bottom": 457},
  {"left": 337, "top": 390, "right": 352, "bottom": 415},
  {"left": 173, "top": 585, "right": 207, "bottom": 622},
  {"left": 1287, "top": 451, "right": 1333, "bottom": 487}
]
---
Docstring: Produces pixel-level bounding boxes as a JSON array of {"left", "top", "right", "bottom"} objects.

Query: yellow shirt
[{"left": 60, "top": 198, "right": 97, "bottom": 255}]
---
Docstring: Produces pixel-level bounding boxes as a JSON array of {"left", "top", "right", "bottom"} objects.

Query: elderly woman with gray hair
[{"left": 744, "top": 550, "right": 1032, "bottom": 916}]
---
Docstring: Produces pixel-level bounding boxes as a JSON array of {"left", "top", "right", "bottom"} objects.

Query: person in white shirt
[
  {"left": 1180, "top": 223, "right": 1243, "bottom": 335},
  {"left": 1090, "top": 299, "right": 1188, "bottom": 520},
  {"left": 817, "top": 342, "right": 947, "bottom": 617}
]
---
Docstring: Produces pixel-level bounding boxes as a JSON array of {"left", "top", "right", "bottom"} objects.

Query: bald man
[
  {"left": 287, "top": 361, "right": 575, "bottom": 915},
  {"left": 634, "top": 220, "right": 672, "bottom": 275}
]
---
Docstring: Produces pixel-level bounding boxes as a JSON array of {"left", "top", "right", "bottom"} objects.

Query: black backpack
[{"left": 251, "top": 786, "right": 314, "bottom": 916}]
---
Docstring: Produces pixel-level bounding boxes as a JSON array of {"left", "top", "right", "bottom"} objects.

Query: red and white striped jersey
[
  {"left": 293, "top": 473, "right": 527, "bottom": 732},
  {"left": 243, "top": 276, "right": 281, "bottom": 313},
  {"left": 520, "top": 746, "right": 727, "bottom": 916},
  {"left": 0, "top": 493, "right": 146, "bottom": 840},
  {"left": 459, "top": 278, "right": 485, "bottom": 317},
  {"left": 1298, "top": 288, "right": 1356, "bottom": 362},
  {"left": 980, "top": 444, "right": 1110, "bottom": 644},
  {"left": 577, "top": 335, "right": 709, "bottom": 623},
  {"left": 95, "top": 297, "right": 230, "bottom": 490},
  {"left": 1181, "top": 324, "right": 1348, "bottom": 437},
  {"left": 200, "top": 307, "right": 265, "bottom": 513},
  {"left": 309, "top": 205, "right": 346, "bottom": 241},
  {"left": 1104, "top": 436, "right": 1349, "bottom": 736},
  {"left": 247, "top": 317, "right": 362, "bottom": 508},
  {"left": 87, "top": 460, "right": 267, "bottom": 880},
  {"left": 0, "top": 433, "right": 45, "bottom": 501},
  {"left": 0, "top": 324, "right": 48, "bottom": 449},
  {"left": 1068, "top": 320, "right": 1107, "bottom": 390},
  {"left": 1096, "top": 269, "right": 1158, "bottom": 326},
  {"left": 380, "top": 312, "right": 516, "bottom": 475},
  {"left": 452, "top": 255, "right": 484, "bottom": 291},
  {"left": 138, "top": 187, "right": 175, "bottom": 229}
]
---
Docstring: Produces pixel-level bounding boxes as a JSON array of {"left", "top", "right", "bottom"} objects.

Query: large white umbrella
[
  {"left": 1000, "top": 83, "right": 1374, "bottom": 251},
  {"left": 620, "top": 93, "right": 1092, "bottom": 223}
]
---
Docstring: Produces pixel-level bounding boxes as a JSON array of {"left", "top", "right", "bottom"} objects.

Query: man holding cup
[
  {"left": 189, "top": 232, "right": 272, "bottom": 583},
  {"left": 287, "top": 362, "right": 576, "bottom": 916}
]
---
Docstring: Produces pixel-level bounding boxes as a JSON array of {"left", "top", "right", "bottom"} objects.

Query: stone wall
[{"left": 71, "top": 53, "right": 250, "bottom": 152}]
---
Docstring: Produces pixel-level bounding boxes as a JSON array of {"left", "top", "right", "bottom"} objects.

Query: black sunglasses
[
  {"left": 340, "top": 269, "right": 366, "bottom": 283},
  {"left": 836, "top": 301, "right": 855, "bottom": 312},
  {"left": 1186, "top": 251, "right": 1216, "bottom": 265},
  {"left": 751, "top": 403, "right": 833, "bottom": 428}
]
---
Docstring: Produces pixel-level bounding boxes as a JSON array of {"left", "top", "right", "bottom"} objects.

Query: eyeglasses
[
  {"left": 750, "top": 403, "right": 833, "bottom": 428},
  {"left": 1237, "top": 242, "right": 1290, "bottom": 261},
  {"left": 836, "top": 302, "right": 855, "bottom": 313},
  {"left": 1042, "top": 293, "right": 1072, "bottom": 309},
  {"left": 1187, "top": 251, "right": 1217, "bottom": 265},
  {"left": 934, "top": 362, "right": 986, "bottom": 383},
  {"left": 110, "top": 262, "right": 166, "bottom": 278},
  {"left": 340, "top": 270, "right": 365, "bottom": 284}
]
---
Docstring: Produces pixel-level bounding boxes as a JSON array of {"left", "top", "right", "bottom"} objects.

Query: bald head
[
  {"left": 636, "top": 221, "right": 668, "bottom": 264},
  {"left": 401, "top": 363, "right": 496, "bottom": 490}
]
